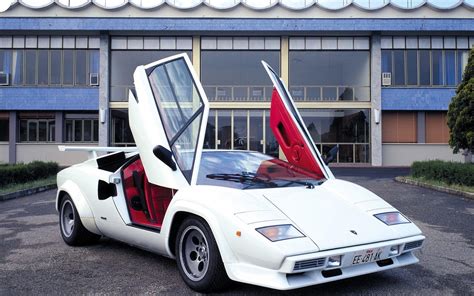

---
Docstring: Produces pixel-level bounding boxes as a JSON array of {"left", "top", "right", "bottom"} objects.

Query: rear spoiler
[{"left": 58, "top": 146, "right": 138, "bottom": 159}]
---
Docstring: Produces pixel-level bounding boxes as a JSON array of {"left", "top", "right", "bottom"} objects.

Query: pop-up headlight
[
  {"left": 374, "top": 212, "right": 410, "bottom": 226},
  {"left": 256, "top": 224, "right": 305, "bottom": 242}
]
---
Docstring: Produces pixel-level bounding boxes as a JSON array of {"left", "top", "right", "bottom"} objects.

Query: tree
[{"left": 447, "top": 47, "right": 474, "bottom": 158}]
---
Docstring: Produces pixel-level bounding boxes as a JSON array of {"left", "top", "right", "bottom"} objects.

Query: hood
[{"left": 258, "top": 179, "right": 407, "bottom": 251}]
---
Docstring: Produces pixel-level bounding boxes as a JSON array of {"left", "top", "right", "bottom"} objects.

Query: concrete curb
[
  {"left": 395, "top": 176, "right": 474, "bottom": 200},
  {"left": 0, "top": 184, "right": 57, "bottom": 202}
]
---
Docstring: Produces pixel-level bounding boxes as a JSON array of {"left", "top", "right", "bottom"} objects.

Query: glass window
[
  {"left": 432, "top": 50, "right": 443, "bottom": 86},
  {"left": 289, "top": 51, "right": 370, "bottom": 101},
  {"left": 148, "top": 57, "right": 203, "bottom": 141},
  {"left": 0, "top": 50, "right": 12, "bottom": 75},
  {"left": 50, "top": 50, "right": 61, "bottom": 85},
  {"left": 89, "top": 50, "right": 100, "bottom": 84},
  {"left": 111, "top": 109, "right": 135, "bottom": 146},
  {"left": 75, "top": 50, "right": 87, "bottom": 85},
  {"left": 111, "top": 50, "right": 190, "bottom": 101},
  {"left": 204, "top": 110, "right": 216, "bottom": 149},
  {"left": 300, "top": 109, "right": 370, "bottom": 163},
  {"left": 406, "top": 50, "right": 418, "bottom": 85},
  {"left": 419, "top": 50, "right": 430, "bottom": 86},
  {"left": 217, "top": 110, "right": 232, "bottom": 149},
  {"left": 381, "top": 50, "right": 392, "bottom": 74},
  {"left": 25, "top": 50, "right": 37, "bottom": 85},
  {"left": 202, "top": 50, "right": 280, "bottom": 101},
  {"left": 457, "top": 50, "right": 469, "bottom": 83},
  {"left": 233, "top": 110, "right": 248, "bottom": 150},
  {"left": 38, "top": 50, "right": 49, "bottom": 85},
  {"left": 249, "top": 110, "right": 264, "bottom": 152},
  {"left": 0, "top": 117, "right": 8, "bottom": 142},
  {"left": 393, "top": 50, "right": 405, "bottom": 85},
  {"left": 20, "top": 118, "right": 55, "bottom": 142},
  {"left": 11, "top": 50, "right": 23, "bottom": 85},
  {"left": 63, "top": 50, "right": 74, "bottom": 85},
  {"left": 445, "top": 50, "right": 456, "bottom": 86},
  {"left": 64, "top": 117, "right": 99, "bottom": 143},
  {"left": 265, "top": 110, "right": 279, "bottom": 157}
]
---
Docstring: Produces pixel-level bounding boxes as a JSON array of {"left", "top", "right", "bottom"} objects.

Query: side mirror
[
  {"left": 153, "top": 145, "right": 177, "bottom": 171},
  {"left": 324, "top": 145, "right": 339, "bottom": 165}
]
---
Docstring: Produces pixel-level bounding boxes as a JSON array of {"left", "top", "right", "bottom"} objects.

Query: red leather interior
[
  {"left": 122, "top": 157, "right": 174, "bottom": 229},
  {"left": 269, "top": 88, "right": 325, "bottom": 179}
]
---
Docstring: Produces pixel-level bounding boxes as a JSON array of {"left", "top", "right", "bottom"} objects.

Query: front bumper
[{"left": 225, "top": 235, "right": 425, "bottom": 290}]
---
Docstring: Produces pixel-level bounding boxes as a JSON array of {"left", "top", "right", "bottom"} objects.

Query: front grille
[
  {"left": 403, "top": 240, "right": 423, "bottom": 251},
  {"left": 293, "top": 257, "right": 326, "bottom": 271}
]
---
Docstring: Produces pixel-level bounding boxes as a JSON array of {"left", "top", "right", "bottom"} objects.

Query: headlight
[
  {"left": 374, "top": 212, "right": 410, "bottom": 226},
  {"left": 256, "top": 224, "right": 305, "bottom": 242}
]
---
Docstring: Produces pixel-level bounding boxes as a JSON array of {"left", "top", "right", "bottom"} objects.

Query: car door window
[{"left": 147, "top": 58, "right": 204, "bottom": 181}]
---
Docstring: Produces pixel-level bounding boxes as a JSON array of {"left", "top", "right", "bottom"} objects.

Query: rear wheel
[
  {"left": 59, "top": 194, "right": 100, "bottom": 246},
  {"left": 175, "top": 217, "right": 231, "bottom": 292}
]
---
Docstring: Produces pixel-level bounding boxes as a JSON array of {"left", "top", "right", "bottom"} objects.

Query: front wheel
[
  {"left": 175, "top": 217, "right": 231, "bottom": 292},
  {"left": 59, "top": 194, "right": 100, "bottom": 246}
]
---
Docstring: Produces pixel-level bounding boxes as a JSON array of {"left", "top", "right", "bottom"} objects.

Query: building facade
[{"left": 0, "top": 0, "right": 473, "bottom": 166}]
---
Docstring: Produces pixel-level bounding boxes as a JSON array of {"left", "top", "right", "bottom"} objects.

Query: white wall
[
  {"left": 382, "top": 144, "right": 465, "bottom": 166},
  {"left": 16, "top": 144, "right": 97, "bottom": 166},
  {"left": 0, "top": 143, "right": 9, "bottom": 164}
]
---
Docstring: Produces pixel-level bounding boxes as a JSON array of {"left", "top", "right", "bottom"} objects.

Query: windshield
[{"left": 197, "top": 151, "right": 325, "bottom": 190}]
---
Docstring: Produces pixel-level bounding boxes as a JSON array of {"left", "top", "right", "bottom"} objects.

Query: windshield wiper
[{"left": 206, "top": 173, "right": 277, "bottom": 189}]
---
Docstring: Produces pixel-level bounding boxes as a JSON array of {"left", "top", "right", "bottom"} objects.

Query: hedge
[
  {"left": 0, "top": 161, "right": 59, "bottom": 187},
  {"left": 411, "top": 160, "right": 474, "bottom": 187}
]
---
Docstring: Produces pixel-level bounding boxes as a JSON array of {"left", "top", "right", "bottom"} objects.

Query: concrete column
[
  {"left": 99, "top": 33, "right": 110, "bottom": 147},
  {"left": 8, "top": 111, "right": 16, "bottom": 164},
  {"left": 417, "top": 111, "right": 425, "bottom": 143},
  {"left": 279, "top": 36, "right": 289, "bottom": 160},
  {"left": 370, "top": 34, "right": 382, "bottom": 166},
  {"left": 55, "top": 111, "right": 63, "bottom": 143}
]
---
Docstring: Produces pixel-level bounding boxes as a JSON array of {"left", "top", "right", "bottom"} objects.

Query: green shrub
[
  {"left": 0, "top": 161, "right": 59, "bottom": 187},
  {"left": 411, "top": 160, "right": 474, "bottom": 186}
]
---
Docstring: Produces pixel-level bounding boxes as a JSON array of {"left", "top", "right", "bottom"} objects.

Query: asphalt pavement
[{"left": 0, "top": 168, "right": 473, "bottom": 295}]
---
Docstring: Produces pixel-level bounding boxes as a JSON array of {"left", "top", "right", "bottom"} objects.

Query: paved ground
[{"left": 1, "top": 168, "right": 473, "bottom": 295}]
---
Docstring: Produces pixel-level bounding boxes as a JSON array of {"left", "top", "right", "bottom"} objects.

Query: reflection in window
[
  {"left": 110, "top": 50, "right": 190, "bottom": 101},
  {"left": 289, "top": 51, "right": 370, "bottom": 102},
  {"left": 249, "top": 110, "right": 264, "bottom": 152},
  {"left": 75, "top": 50, "right": 87, "bottom": 85},
  {"left": 25, "top": 50, "right": 37, "bottom": 85},
  {"left": 432, "top": 50, "right": 443, "bottom": 86},
  {"left": 406, "top": 50, "right": 418, "bottom": 85},
  {"left": 204, "top": 110, "right": 216, "bottom": 149},
  {"left": 445, "top": 50, "right": 456, "bottom": 85},
  {"left": 419, "top": 50, "right": 430, "bottom": 85},
  {"left": 11, "top": 50, "right": 23, "bottom": 85},
  {"left": 393, "top": 50, "right": 405, "bottom": 85},
  {"left": 233, "top": 110, "right": 248, "bottom": 150},
  {"left": 300, "top": 109, "right": 370, "bottom": 163},
  {"left": 38, "top": 50, "right": 49, "bottom": 85},
  {"left": 201, "top": 51, "right": 280, "bottom": 101},
  {"left": 50, "top": 50, "right": 62, "bottom": 85},
  {"left": 63, "top": 50, "right": 74, "bottom": 85},
  {"left": 217, "top": 110, "right": 231, "bottom": 149}
]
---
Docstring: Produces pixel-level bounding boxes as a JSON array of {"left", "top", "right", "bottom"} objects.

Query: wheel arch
[
  {"left": 56, "top": 180, "right": 101, "bottom": 235},
  {"left": 164, "top": 202, "right": 238, "bottom": 266}
]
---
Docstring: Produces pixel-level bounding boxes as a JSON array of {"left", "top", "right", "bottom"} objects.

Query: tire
[
  {"left": 59, "top": 194, "right": 101, "bottom": 246},
  {"left": 175, "top": 216, "right": 231, "bottom": 293}
]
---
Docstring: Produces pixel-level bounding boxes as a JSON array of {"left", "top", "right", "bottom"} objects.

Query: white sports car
[{"left": 56, "top": 53, "right": 425, "bottom": 292}]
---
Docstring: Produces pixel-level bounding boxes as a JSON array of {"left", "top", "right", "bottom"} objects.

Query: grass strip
[
  {"left": 0, "top": 175, "right": 56, "bottom": 195},
  {"left": 403, "top": 176, "right": 474, "bottom": 194}
]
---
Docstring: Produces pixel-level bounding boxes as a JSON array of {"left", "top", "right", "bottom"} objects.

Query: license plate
[{"left": 352, "top": 248, "right": 383, "bottom": 265}]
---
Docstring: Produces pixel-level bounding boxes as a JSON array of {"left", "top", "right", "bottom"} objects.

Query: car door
[
  {"left": 129, "top": 53, "right": 209, "bottom": 189},
  {"left": 262, "top": 61, "right": 334, "bottom": 180}
]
